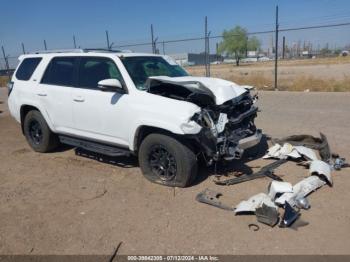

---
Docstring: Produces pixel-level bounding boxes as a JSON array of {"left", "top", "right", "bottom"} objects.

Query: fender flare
[
  {"left": 20, "top": 103, "right": 56, "bottom": 133},
  {"left": 129, "top": 120, "right": 186, "bottom": 152}
]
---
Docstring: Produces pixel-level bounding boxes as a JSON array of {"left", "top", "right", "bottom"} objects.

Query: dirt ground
[{"left": 0, "top": 87, "right": 350, "bottom": 255}]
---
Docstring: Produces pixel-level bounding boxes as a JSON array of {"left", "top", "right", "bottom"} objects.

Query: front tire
[
  {"left": 138, "top": 134, "right": 198, "bottom": 187},
  {"left": 23, "top": 110, "right": 59, "bottom": 153}
]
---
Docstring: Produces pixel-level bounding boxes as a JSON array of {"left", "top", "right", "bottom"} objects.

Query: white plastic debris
[
  {"left": 309, "top": 160, "right": 333, "bottom": 185},
  {"left": 235, "top": 193, "right": 277, "bottom": 213},
  {"left": 263, "top": 143, "right": 301, "bottom": 159},
  {"left": 275, "top": 176, "right": 326, "bottom": 206},
  {"left": 294, "top": 146, "right": 318, "bottom": 161},
  {"left": 268, "top": 181, "right": 293, "bottom": 200},
  {"left": 263, "top": 144, "right": 281, "bottom": 159}
]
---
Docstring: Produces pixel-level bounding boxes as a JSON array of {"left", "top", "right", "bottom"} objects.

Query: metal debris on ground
[
  {"left": 331, "top": 156, "right": 349, "bottom": 170},
  {"left": 200, "top": 132, "right": 339, "bottom": 230},
  {"left": 273, "top": 133, "right": 331, "bottom": 162},
  {"left": 268, "top": 181, "right": 293, "bottom": 200},
  {"left": 248, "top": 223, "right": 260, "bottom": 231},
  {"left": 214, "top": 159, "right": 286, "bottom": 186},
  {"left": 279, "top": 202, "right": 301, "bottom": 228},
  {"left": 235, "top": 193, "right": 278, "bottom": 213},
  {"left": 309, "top": 160, "right": 333, "bottom": 185},
  {"left": 295, "top": 196, "right": 310, "bottom": 210},
  {"left": 275, "top": 176, "right": 326, "bottom": 207},
  {"left": 196, "top": 188, "right": 234, "bottom": 211},
  {"left": 255, "top": 203, "right": 279, "bottom": 227}
]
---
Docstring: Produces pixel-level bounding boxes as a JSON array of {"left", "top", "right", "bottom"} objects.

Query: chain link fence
[{"left": 1, "top": 11, "right": 350, "bottom": 91}]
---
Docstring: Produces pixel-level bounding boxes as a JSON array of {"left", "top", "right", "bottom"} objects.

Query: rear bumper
[{"left": 238, "top": 129, "right": 262, "bottom": 150}]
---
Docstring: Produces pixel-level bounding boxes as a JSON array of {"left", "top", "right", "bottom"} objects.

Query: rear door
[
  {"left": 39, "top": 57, "right": 78, "bottom": 133},
  {"left": 71, "top": 56, "right": 129, "bottom": 146}
]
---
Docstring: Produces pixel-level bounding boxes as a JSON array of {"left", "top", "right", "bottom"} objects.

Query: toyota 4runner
[{"left": 7, "top": 49, "right": 261, "bottom": 187}]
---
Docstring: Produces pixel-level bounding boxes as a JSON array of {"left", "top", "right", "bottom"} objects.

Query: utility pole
[
  {"left": 44, "top": 40, "right": 47, "bottom": 50},
  {"left": 274, "top": 5, "right": 279, "bottom": 90},
  {"left": 162, "top": 41, "right": 165, "bottom": 55},
  {"left": 151, "top": 24, "right": 155, "bottom": 54},
  {"left": 73, "top": 35, "right": 77, "bottom": 49},
  {"left": 21, "top": 43, "right": 26, "bottom": 54},
  {"left": 106, "top": 30, "right": 110, "bottom": 50},
  {"left": 282, "top": 36, "right": 285, "bottom": 59},
  {"left": 1, "top": 46, "right": 10, "bottom": 80},
  {"left": 207, "top": 31, "right": 211, "bottom": 77},
  {"left": 205, "top": 16, "right": 209, "bottom": 77},
  {"left": 245, "top": 36, "right": 248, "bottom": 57},
  {"left": 216, "top": 42, "right": 219, "bottom": 62}
]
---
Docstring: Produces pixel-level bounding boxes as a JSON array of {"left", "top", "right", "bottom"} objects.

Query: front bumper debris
[{"left": 238, "top": 129, "right": 262, "bottom": 150}]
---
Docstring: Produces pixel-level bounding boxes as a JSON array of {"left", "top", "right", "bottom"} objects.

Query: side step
[{"left": 59, "top": 135, "right": 130, "bottom": 157}]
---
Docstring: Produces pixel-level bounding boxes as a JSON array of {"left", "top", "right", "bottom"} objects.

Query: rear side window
[
  {"left": 41, "top": 57, "right": 77, "bottom": 86},
  {"left": 78, "top": 57, "right": 123, "bottom": 89},
  {"left": 15, "top": 57, "right": 42, "bottom": 80}
]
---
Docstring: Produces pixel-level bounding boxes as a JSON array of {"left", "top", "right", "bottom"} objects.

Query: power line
[{"left": 114, "top": 21, "right": 350, "bottom": 48}]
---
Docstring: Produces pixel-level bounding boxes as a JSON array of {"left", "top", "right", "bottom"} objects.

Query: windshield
[{"left": 120, "top": 56, "right": 189, "bottom": 90}]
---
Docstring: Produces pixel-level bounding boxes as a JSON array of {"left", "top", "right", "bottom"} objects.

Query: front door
[{"left": 71, "top": 56, "right": 129, "bottom": 147}]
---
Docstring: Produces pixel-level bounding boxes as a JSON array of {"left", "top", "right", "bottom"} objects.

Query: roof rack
[{"left": 34, "top": 48, "right": 122, "bottom": 54}]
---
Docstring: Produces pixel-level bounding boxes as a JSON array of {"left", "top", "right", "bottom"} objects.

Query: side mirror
[{"left": 97, "top": 79, "right": 125, "bottom": 93}]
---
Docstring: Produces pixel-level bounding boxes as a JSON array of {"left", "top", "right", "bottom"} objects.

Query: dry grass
[
  {"left": 230, "top": 75, "right": 350, "bottom": 92},
  {"left": 0, "top": 76, "right": 9, "bottom": 87},
  {"left": 186, "top": 57, "right": 350, "bottom": 92}
]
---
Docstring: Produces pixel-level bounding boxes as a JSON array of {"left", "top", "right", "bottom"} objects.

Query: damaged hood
[{"left": 146, "top": 76, "right": 248, "bottom": 105}]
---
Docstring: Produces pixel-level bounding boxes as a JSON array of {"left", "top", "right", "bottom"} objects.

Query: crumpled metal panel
[{"left": 275, "top": 176, "right": 326, "bottom": 206}]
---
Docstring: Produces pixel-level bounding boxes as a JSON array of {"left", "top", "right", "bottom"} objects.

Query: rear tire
[
  {"left": 23, "top": 110, "right": 59, "bottom": 153},
  {"left": 138, "top": 134, "right": 198, "bottom": 187}
]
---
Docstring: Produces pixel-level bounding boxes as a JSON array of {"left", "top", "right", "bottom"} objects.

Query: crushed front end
[
  {"left": 145, "top": 76, "right": 262, "bottom": 163},
  {"left": 190, "top": 90, "right": 261, "bottom": 163}
]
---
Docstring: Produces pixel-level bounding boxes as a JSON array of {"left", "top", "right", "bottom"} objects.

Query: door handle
[
  {"left": 73, "top": 96, "right": 85, "bottom": 102},
  {"left": 37, "top": 93, "right": 47, "bottom": 97}
]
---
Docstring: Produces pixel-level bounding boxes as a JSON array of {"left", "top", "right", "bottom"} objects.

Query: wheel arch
[
  {"left": 20, "top": 105, "right": 54, "bottom": 134},
  {"left": 133, "top": 125, "right": 200, "bottom": 154}
]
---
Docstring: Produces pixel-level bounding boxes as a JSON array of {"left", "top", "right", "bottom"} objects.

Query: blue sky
[{"left": 1, "top": 0, "right": 350, "bottom": 59}]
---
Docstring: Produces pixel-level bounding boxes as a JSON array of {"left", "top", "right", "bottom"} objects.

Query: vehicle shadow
[
  {"left": 56, "top": 134, "right": 270, "bottom": 185},
  {"left": 74, "top": 147, "right": 138, "bottom": 168},
  {"left": 191, "top": 134, "right": 270, "bottom": 186}
]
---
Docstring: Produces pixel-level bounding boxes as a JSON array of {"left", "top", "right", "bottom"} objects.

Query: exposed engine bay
[{"left": 146, "top": 76, "right": 261, "bottom": 162}]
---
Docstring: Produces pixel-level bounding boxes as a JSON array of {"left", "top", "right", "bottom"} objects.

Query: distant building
[{"left": 169, "top": 53, "right": 223, "bottom": 66}]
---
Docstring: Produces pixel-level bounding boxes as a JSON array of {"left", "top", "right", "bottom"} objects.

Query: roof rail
[
  {"left": 33, "top": 48, "right": 122, "bottom": 54},
  {"left": 34, "top": 49, "right": 85, "bottom": 54},
  {"left": 83, "top": 48, "right": 122, "bottom": 53}
]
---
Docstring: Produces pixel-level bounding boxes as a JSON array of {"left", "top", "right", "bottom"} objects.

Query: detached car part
[
  {"left": 332, "top": 157, "right": 349, "bottom": 170},
  {"left": 309, "top": 160, "right": 333, "bottom": 185},
  {"left": 196, "top": 188, "right": 234, "bottom": 211},
  {"left": 263, "top": 143, "right": 318, "bottom": 161},
  {"left": 275, "top": 176, "right": 326, "bottom": 207},
  {"left": 273, "top": 133, "right": 331, "bottom": 162},
  {"left": 295, "top": 196, "right": 310, "bottom": 210},
  {"left": 215, "top": 159, "right": 286, "bottom": 186},
  {"left": 268, "top": 181, "right": 293, "bottom": 200},
  {"left": 279, "top": 202, "right": 301, "bottom": 228},
  {"left": 255, "top": 203, "right": 279, "bottom": 227},
  {"left": 235, "top": 193, "right": 277, "bottom": 213}
]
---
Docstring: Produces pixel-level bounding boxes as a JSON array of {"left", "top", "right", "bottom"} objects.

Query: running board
[{"left": 59, "top": 135, "right": 130, "bottom": 157}]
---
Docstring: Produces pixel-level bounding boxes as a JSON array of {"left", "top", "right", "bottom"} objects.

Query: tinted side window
[
  {"left": 16, "top": 57, "right": 42, "bottom": 80},
  {"left": 78, "top": 57, "right": 123, "bottom": 89},
  {"left": 41, "top": 57, "right": 77, "bottom": 86}
]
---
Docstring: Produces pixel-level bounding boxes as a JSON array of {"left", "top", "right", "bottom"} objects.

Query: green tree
[
  {"left": 218, "top": 26, "right": 247, "bottom": 66},
  {"left": 218, "top": 26, "right": 261, "bottom": 66}
]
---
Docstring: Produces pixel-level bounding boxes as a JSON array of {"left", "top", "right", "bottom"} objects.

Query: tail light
[{"left": 7, "top": 81, "right": 14, "bottom": 96}]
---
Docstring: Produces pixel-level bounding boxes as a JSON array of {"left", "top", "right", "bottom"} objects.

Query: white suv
[{"left": 7, "top": 49, "right": 261, "bottom": 187}]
